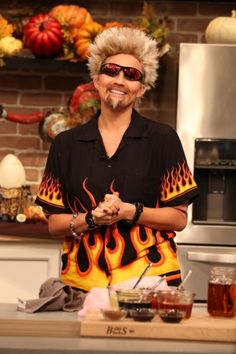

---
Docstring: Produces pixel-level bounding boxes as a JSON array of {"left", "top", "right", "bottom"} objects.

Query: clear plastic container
[{"left": 207, "top": 266, "right": 236, "bottom": 317}]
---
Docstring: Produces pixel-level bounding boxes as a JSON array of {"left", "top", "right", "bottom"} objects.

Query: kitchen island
[{"left": 0, "top": 303, "right": 235, "bottom": 354}]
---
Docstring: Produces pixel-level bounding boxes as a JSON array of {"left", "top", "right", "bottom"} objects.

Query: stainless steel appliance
[{"left": 176, "top": 43, "right": 236, "bottom": 302}]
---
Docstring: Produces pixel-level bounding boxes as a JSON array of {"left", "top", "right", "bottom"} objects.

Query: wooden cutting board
[{"left": 80, "top": 313, "right": 236, "bottom": 343}]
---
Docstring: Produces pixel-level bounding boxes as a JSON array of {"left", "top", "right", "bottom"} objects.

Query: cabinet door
[{"left": 0, "top": 242, "right": 61, "bottom": 303}]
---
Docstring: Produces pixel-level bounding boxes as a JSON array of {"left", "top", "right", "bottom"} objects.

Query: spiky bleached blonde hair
[{"left": 87, "top": 27, "right": 159, "bottom": 90}]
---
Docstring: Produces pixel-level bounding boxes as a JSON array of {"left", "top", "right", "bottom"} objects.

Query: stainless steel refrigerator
[{"left": 175, "top": 43, "right": 236, "bottom": 302}]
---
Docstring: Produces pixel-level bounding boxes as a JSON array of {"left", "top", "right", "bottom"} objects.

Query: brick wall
[{"left": 0, "top": 0, "right": 235, "bottom": 195}]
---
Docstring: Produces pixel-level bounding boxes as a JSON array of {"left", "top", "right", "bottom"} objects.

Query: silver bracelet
[{"left": 69, "top": 213, "right": 84, "bottom": 240}]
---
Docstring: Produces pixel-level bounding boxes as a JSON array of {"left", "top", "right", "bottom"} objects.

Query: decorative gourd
[
  {"left": 0, "top": 36, "right": 23, "bottom": 56},
  {"left": 38, "top": 83, "right": 101, "bottom": 142},
  {"left": 49, "top": 5, "right": 93, "bottom": 31},
  {"left": 49, "top": 5, "right": 93, "bottom": 59},
  {"left": 0, "top": 15, "right": 13, "bottom": 39},
  {"left": 205, "top": 10, "right": 236, "bottom": 44},
  {"left": 74, "top": 21, "right": 103, "bottom": 60},
  {"left": 69, "top": 82, "right": 101, "bottom": 120},
  {"left": 39, "top": 110, "right": 71, "bottom": 142},
  {"left": 23, "top": 13, "right": 63, "bottom": 58}
]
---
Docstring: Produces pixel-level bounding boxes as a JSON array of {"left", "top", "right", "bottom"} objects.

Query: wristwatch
[
  {"left": 125, "top": 202, "right": 144, "bottom": 226},
  {"left": 85, "top": 210, "right": 99, "bottom": 231}
]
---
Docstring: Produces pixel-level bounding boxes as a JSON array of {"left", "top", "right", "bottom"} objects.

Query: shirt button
[{"left": 107, "top": 164, "right": 112, "bottom": 168}]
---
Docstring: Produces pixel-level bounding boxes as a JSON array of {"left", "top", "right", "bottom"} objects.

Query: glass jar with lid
[{"left": 207, "top": 266, "right": 236, "bottom": 317}]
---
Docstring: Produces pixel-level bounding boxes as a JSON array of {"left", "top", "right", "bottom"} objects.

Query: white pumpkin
[
  {"left": 0, "top": 154, "right": 26, "bottom": 188},
  {"left": 205, "top": 10, "right": 236, "bottom": 44}
]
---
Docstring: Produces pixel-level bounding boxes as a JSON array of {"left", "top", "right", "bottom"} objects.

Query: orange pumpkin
[
  {"left": 74, "top": 21, "right": 104, "bottom": 59},
  {"left": 49, "top": 5, "right": 93, "bottom": 31}
]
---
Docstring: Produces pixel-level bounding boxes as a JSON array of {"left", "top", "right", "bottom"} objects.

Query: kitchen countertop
[{"left": 0, "top": 303, "right": 235, "bottom": 354}]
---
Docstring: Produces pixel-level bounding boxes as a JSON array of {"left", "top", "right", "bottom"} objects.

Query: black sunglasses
[{"left": 99, "top": 63, "right": 144, "bottom": 83}]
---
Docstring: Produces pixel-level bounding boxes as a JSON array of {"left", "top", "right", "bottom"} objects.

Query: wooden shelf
[
  {"left": 1, "top": 55, "right": 87, "bottom": 72},
  {"left": 0, "top": 221, "right": 50, "bottom": 238}
]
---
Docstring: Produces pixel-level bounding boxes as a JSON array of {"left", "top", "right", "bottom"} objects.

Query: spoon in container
[
  {"left": 150, "top": 275, "right": 166, "bottom": 290},
  {"left": 177, "top": 269, "right": 192, "bottom": 290},
  {"left": 133, "top": 263, "right": 153, "bottom": 289}
]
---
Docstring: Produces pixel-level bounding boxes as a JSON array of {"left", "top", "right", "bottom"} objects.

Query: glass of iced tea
[{"left": 207, "top": 266, "right": 236, "bottom": 317}]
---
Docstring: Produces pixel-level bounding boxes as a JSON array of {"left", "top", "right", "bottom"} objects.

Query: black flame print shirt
[
  {"left": 36, "top": 110, "right": 198, "bottom": 214},
  {"left": 35, "top": 110, "right": 198, "bottom": 290}
]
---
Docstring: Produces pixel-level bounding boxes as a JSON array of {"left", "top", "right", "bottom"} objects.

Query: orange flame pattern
[
  {"left": 37, "top": 172, "right": 64, "bottom": 208},
  {"left": 160, "top": 161, "right": 197, "bottom": 202},
  {"left": 60, "top": 224, "right": 179, "bottom": 290},
  {"left": 36, "top": 171, "right": 185, "bottom": 290},
  {"left": 82, "top": 177, "right": 97, "bottom": 208},
  {"left": 37, "top": 174, "right": 118, "bottom": 213}
]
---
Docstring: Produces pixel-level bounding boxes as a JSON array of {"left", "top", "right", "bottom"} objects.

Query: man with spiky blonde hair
[
  {"left": 36, "top": 27, "right": 198, "bottom": 291},
  {"left": 88, "top": 26, "right": 159, "bottom": 90}
]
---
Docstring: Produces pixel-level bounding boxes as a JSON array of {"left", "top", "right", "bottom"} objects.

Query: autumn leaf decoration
[{"left": 136, "top": 1, "right": 171, "bottom": 56}]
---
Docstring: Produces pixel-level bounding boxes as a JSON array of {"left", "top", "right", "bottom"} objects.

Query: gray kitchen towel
[{"left": 16, "top": 277, "right": 87, "bottom": 313}]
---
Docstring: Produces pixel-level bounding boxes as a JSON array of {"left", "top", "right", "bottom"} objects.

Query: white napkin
[{"left": 78, "top": 275, "right": 169, "bottom": 317}]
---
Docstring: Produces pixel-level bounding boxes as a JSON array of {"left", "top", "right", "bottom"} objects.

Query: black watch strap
[
  {"left": 125, "top": 202, "right": 144, "bottom": 226},
  {"left": 85, "top": 210, "right": 99, "bottom": 231}
]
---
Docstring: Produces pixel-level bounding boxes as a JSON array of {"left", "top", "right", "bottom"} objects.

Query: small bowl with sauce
[
  {"left": 158, "top": 309, "right": 184, "bottom": 323},
  {"left": 129, "top": 308, "right": 156, "bottom": 322},
  {"left": 156, "top": 289, "right": 195, "bottom": 319},
  {"left": 116, "top": 288, "right": 153, "bottom": 313},
  {"left": 101, "top": 307, "right": 128, "bottom": 321}
]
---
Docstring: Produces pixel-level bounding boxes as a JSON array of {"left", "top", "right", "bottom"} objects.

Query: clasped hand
[{"left": 92, "top": 192, "right": 124, "bottom": 225}]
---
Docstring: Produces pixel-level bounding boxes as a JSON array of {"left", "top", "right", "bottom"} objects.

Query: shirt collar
[{"left": 75, "top": 109, "right": 149, "bottom": 141}]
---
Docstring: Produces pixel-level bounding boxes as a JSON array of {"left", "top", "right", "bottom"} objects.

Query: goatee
[{"left": 108, "top": 97, "right": 122, "bottom": 110}]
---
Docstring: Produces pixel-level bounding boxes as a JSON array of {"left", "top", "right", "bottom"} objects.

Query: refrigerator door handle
[{"left": 187, "top": 251, "right": 236, "bottom": 264}]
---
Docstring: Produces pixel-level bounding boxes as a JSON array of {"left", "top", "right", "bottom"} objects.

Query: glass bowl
[
  {"left": 101, "top": 307, "right": 127, "bottom": 321},
  {"left": 158, "top": 308, "right": 185, "bottom": 323},
  {"left": 129, "top": 308, "right": 156, "bottom": 322},
  {"left": 156, "top": 289, "right": 195, "bottom": 319},
  {"left": 116, "top": 288, "right": 153, "bottom": 312}
]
